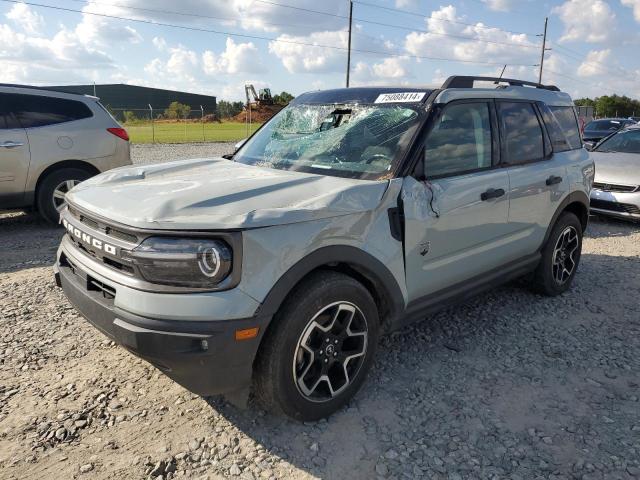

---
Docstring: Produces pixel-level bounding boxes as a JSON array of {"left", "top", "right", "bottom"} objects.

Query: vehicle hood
[
  {"left": 67, "top": 157, "right": 389, "bottom": 230},
  {"left": 591, "top": 151, "right": 640, "bottom": 185}
]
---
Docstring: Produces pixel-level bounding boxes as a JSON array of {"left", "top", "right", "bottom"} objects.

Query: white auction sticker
[{"left": 374, "top": 92, "right": 426, "bottom": 103}]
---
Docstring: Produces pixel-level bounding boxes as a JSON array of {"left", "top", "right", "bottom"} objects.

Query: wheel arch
[
  {"left": 33, "top": 160, "right": 100, "bottom": 209},
  {"left": 542, "top": 191, "right": 589, "bottom": 247},
  {"left": 257, "top": 246, "right": 405, "bottom": 333}
]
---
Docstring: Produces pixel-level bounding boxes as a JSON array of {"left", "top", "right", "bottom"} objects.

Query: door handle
[
  {"left": 481, "top": 188, "right": 505, "bottom": 201},
  {"left": 546, "top": 175, "right": 563, "bottom": 186},
  {"left": 0, "top": 141, "right": 24, "bottom": 149}
]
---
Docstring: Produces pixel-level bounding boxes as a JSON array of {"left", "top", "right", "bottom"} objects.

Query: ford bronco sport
[{"left": 54, "top": 76, "right": 594, "bottom": 420}]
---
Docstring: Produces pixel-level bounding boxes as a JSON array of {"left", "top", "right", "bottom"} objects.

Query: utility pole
[
  {"left": 538, "top": 17, "right": 548, "bottom": 84},
  {"left": 346, "top": 0, "right": 353, "bottom": 88}
]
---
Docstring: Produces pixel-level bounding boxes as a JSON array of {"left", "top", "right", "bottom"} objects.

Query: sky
[{"left": 1, "top": 0, "right": 639, "bottom": 102}]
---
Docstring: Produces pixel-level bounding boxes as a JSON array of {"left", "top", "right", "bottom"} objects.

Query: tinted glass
[
  {"left": 595, "top": 130, "right": 640, "bottom": 154},
  {"left": 549, "top": 106, "right": 582, "bottom": 149},
  {"left": 424, "top": 102, "right": 492, "bottom": 177},
  {"left": 499, "top": 102, "right": 544, "bottom": 164},
  {"left": 9, "top": 94, "right": 92, "bottom": 128},
  {"left": 0, "top": 95, "right": 21, "bottom": 130},
  {"left": 586, "top": 120, "right": 623, "bottom": 131},
  {"left": 539, "top": 104, "right": 570, "bottom": 153}
]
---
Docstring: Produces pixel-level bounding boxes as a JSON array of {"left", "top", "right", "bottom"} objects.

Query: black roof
[{"left": 292, "top": 87, "right": 433, "bottom": 105}]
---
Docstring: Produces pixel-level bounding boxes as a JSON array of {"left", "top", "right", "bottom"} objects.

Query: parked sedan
[
  {"left": 583, "top": 118, "right": 635, "bottom": 148},
  {"left": 589, "top": 125, "right": 640, "bottom": 222}
]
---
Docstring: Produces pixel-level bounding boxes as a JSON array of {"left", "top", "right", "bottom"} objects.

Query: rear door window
[
  {"left": 498, "top": 102, "right": 545, "bottom": 165},
  {"left": 549, "top": 106, "right": 582, "bottom": 149},
  {"left": 9, "top": 94, "right": 93, "bottom": 128}
]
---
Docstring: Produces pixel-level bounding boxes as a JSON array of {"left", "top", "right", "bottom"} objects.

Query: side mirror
[{"left": 234, "top": 138, "right": 247, "bottom": 150}]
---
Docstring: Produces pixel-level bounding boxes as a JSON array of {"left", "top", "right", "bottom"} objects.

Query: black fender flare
[
  {"left": 257, "top": 245, "right": 405, "bottom": 327},
  {"left": 542, "top": 190, "right": 590, "bottom": 247}
]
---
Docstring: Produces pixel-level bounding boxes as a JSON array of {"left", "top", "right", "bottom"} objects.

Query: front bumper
[
  {"left": 590, "top": 189, "right": 640, "bottom": 222},
  {"left": 54, "top": 251, "right": 270, "bottom": 396}
]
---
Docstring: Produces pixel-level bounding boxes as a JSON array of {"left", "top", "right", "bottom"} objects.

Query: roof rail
[
  {"left": 0, "top": 83, "right": 93, "bottom": 96},
  {"left": 441, "top": 76, "right": 560, "bottom": 92}
]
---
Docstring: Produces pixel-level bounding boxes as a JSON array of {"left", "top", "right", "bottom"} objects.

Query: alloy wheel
[
  {"left": 293, "top": 301, "right": 368, "bottom": 402},
  {"left": 551, "top": 226, "right": 579, "bottom": 285},
  {"left": 52, "top": 179, "right": 81, "bottom": 212}
]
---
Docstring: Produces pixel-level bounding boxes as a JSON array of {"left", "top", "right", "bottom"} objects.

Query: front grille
[
  {"left": 593, "top": 182, "right": 638, "bottom": 193},
  {"left": 590, "top": 199, "right": 640, "bottom": 214},
  {"left": 68, "top": 205, "right": 140, "bottom": 244}
]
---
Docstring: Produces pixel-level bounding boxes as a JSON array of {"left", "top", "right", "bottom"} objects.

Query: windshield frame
[{"left": 232, "top": 101, "right": 429, "bottom": 181}]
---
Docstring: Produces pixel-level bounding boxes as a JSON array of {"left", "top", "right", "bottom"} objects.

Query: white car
[{"left": 0, "top": 84, "right": 131, "bottom": 223}]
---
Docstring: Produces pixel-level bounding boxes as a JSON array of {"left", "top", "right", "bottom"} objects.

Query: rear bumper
[{"left": 54, "top": 255, "right": 270, "bottom": 396}]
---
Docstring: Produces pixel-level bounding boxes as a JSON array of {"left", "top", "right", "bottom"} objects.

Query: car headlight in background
[{"left": 123, "top": 237, "right": 233, "bottom": 288}]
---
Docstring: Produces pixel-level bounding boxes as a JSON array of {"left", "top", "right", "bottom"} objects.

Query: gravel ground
[{"left": 1, "top": 144, "right": 640, "bottom": 480}]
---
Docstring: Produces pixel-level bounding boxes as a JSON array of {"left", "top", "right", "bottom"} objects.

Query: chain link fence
[{"left": 109, "top": 107, "right": 260, "bottom": 144}]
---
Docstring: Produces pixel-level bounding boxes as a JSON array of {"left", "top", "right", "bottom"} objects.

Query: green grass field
[{"left": 125, "top": 121, "right": 262, "bottom": 144}]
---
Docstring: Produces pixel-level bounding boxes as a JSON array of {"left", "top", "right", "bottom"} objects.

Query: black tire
[
  {"left": 533, "top": 212, "right": 583, "bottom": 296},
  {"left": 255, "top": 270, "right": 379, "bottom": 421},
  {"left": 36, "top": 168, "right": 92, "bottom": 224}
]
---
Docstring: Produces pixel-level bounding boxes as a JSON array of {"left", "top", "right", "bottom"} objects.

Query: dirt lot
[{"left": 1, "top": 145, "right": 640, "bottom": 480}]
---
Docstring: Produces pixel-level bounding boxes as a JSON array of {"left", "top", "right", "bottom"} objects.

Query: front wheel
[
  {"left": 533, "top": 212, "right": 583, "bottom": 296},
  {"left": 255, "top": 271, "right": 379, "bottom": 421}
]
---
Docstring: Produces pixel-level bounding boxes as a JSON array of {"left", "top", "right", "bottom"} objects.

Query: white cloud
[
  {"left": 404, "top": 6, "right": 538, "bottom": 66},
  {"left": 268, "top": 30, "right": 348, "bottom": 74},
  {"left": 481, "top": 0, "right": 514, "bottom": 12},
  {"left": 577, "top": 49, "right": 611, "bottom": 77},
  {"left": 552, "top": 0, "right": 616, "bottom": 43},
  {"left": 621, "top": 0, "right": 640, "bottom": 22},
  {"left": 152, "top": 36, "right": 167, "bottom": 51},
  {"left": 75, "top": 4, "right": 142, "bottom": 48},
  {"left": 372, "top": 57, "right": 410, "bottom": 79},
  {"left": 202, "top": 38, "right": 266, "bottom": 75},
  {"left": 5, "top": 3, "right": 44, "bottom": 35}
]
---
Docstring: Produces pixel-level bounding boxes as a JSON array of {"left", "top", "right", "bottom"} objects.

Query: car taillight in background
[{"left": 107, "top": 127, "right": 129, "bottom": 142}]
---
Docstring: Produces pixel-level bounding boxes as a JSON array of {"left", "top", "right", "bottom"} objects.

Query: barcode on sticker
[{"left": 374, "top": 92, "right": 426, "bottom": 103}]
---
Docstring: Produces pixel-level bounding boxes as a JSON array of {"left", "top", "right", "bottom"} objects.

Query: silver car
[
  {"left": 589, "top": 125, "right": 640, "bottom": 222},
  {"left": 0, "top": 84, "right": 131, "bottom": 223}
]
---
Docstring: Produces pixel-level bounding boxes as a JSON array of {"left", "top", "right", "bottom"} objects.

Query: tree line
[
  {"left": 574, "top": 94, "right": 640, "bottom": 118},
  {"left": 117, "top": 91, "right": 295, "bottom": 123}
]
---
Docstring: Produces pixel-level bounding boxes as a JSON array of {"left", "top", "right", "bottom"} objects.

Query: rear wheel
[
  {"left": 255, "top": 271, "right": 379, "bottom": 421},
  {"left": 533, "top": 212, "right": 583, "bottom": 296},
  {"left": 36, "top": 168, "right": 92, "bottom": 224}
]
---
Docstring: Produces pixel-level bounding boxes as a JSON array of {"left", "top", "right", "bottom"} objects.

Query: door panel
[
  {"left": 505, "top": 160, "right": 568, "bottom": 255},
  {"left": 402, "top": 170, "right": 511, "bottom": 301},
  {"left": 0, "top": 128, "right": 30, "bottom": 205}
]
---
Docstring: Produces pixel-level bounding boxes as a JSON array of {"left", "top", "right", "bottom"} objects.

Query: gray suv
[{"left": 54, "top": 76, "right": 594, "bottom": 420}]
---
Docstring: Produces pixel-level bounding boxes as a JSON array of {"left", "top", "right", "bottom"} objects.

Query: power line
[
  {"left": 353, "top": 16, "right": 540, "bottom": 48},
  {"left": 67, "top": 0, "right": 333, "bottom": 31},
  {"left": 1, "top": 0, "right": 538, "bottom": 67},
  {"left": 353, "top": 0, "right": 539, "bottom": 36},
  {"left": 68, "top": 0, "right": 539, "bottom": 51},
  {"left": 553, "top": 42, "right": 635, "bottom": 81}
]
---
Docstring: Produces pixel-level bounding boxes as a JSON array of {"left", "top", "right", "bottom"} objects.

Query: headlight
[{"left": 124, "top": 237, "right": 233, "bottom": 288}]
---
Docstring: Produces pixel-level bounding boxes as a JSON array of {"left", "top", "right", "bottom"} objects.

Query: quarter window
[
  {"left": 549, "top": 106, "right": 581, "bottom": 149},
  {"left": 499, "top": 102, "right": 545, "bottom": 164},
  {"left": 8, "top": 94, "right": 93, "bottom": 128},
  {"left": 424, "top": 102, "right": 493, "bottom": 178}
]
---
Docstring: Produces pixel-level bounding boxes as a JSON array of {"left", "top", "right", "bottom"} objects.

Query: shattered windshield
[{"left": 234, "top": 103, "right": 423, "bottom": 180}]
